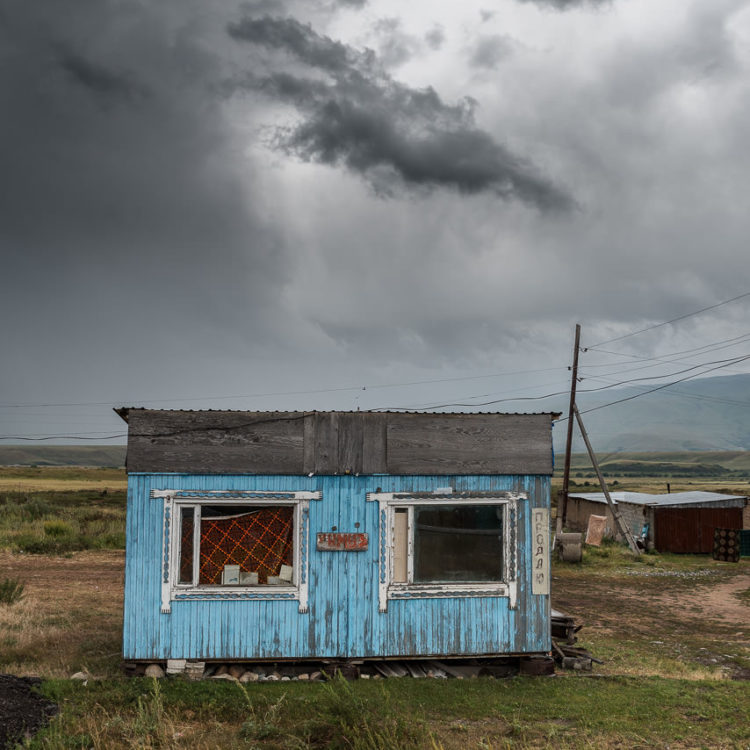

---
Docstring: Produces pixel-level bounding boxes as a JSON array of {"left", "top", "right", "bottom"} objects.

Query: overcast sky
[{"left": 2, "top": 0, "right": 750, "bottom": 443}]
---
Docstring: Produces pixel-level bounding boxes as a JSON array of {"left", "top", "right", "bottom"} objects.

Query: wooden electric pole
[
  {"left": 557, "top": 323, "right": 581, "bottom": 536},
  {"left": 573, "top": 405, "right": 641, "bottom": 555}
]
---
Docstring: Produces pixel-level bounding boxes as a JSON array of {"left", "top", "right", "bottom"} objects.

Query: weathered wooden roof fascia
[{"left": 116, "top": 409, "right": 558, "bottom": 476}]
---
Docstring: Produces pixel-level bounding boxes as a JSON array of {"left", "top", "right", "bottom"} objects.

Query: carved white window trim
[
  {"left": 152, "top": 490, "right": 321, "bottom": 614},
  {"left": 366, "top": 491, "right": 524, "bottom": 613}
]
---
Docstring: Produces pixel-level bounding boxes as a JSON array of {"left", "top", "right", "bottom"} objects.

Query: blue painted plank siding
[{"left": 123, "top": 473, "right": 550, "bottom": 660}]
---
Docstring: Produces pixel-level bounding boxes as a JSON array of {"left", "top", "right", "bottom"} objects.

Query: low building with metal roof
[
  {"left": 567, "top": 490, "right": 748, "bottom": 553},
  {"left": 116, "top": 409, "right": 559, "bottom": 666}
]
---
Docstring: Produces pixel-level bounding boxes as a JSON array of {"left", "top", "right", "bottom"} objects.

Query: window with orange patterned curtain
[{"left": 177, "top": 504, "right": 295, "bottom": 587}]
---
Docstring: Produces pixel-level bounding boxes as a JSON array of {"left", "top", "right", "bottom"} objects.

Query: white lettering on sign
[{"left": 531, "top": 507, "right": 549, "bottom": 596}]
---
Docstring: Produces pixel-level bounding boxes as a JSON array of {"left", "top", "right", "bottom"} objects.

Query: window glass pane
[
  {"left": 178, "top": 507, "right": 194, "bottom": 584},
  {"left": 198, "top": 505, "right": 294, "bottom": 586},
  {"left": 413, "top": 505, "right": 503, "bottom": 583}
]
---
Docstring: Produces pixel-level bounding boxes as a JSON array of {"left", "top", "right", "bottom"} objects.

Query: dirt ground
[
  {"left": 552, "top": 560, "right": 750, "bottom": 679},
  {"left": 657, "top": 569, "right": 750, "bottom": 625}
]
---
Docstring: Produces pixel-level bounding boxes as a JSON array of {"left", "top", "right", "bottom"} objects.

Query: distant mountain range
[
  {"left": 0, "top": 445, "right": 127, "bottom": 467},
  {"left": 553, "top": 373, "right": 750, "bottom": 453}
]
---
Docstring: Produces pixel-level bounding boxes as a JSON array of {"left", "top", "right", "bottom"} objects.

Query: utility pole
[
  {"left": 574, "top": 405, "right": 641, "bottom": 555},
  {"left": 557, "top": 323, "right": 581, "bottom": 536}
]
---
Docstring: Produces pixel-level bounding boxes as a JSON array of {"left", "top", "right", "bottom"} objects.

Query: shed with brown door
[{"left": 566, "top": 490, "right": 747, "bottom": 553}]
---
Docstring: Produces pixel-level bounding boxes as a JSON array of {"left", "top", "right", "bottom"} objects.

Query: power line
[
  {"left": 390, "top": 349, "right": 750, "bottom": 412},
  {"left": 370, "top": 376, "right": 570, "bottom": 411},
  {"left": 0, "top": 433, "right": 127, "bottom": 441},
  {"left": 0, "top": 366, "right": 567, "bottom": 410},
  {"left": 575, "top": 352, "right": 750, "bottom": 417},
  {"left": 587, "top": 330, "right": 750, "bottom": 364},
  {"left": 585, "top": 291, "right": 750, "bottom": 349},
  {"left": 372, "top": 388, "right": 570, "bottom": 412},
  {"left": 576, "top": 352, "right": 750, "bottom": 394},
  {"left": 585, "top": 376, "right": 750, "bottom": 410},
  {"left": 582, "top": 332, "right": 750, "bottom": 373}
]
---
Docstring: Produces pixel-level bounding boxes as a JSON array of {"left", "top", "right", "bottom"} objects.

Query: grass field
[
  {"left": 29, "top": 672, "right": 750, "bottom": 749},
  {"left": 0, "top": 467, "right": 127, "bottom": 492},
  {"left": 0, "top": 488, "right": 126, "bottom": 554},
  {"left": 553, "top": 450, "right": 750, "bottom": 497},
  {"left": 1, "top": 467, "right": 749, "bottom": 748}
]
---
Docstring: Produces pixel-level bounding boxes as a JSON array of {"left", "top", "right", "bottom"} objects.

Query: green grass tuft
[
  {"left": 0, "top": 577, "right": 24, "bottom": 605},
  {"left": 0, "top": 490, "right": 126, "bottom": 554}
]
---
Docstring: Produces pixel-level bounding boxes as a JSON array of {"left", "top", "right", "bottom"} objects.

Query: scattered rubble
[
  {"left": 551, "top": 609, "right": 601, "bottom": 672},
  {"left": 124, "top": 655, "right": 565, "bottom": 681},
  {"left": 625, "top": 569, "right": 718, "bottom": 578}
]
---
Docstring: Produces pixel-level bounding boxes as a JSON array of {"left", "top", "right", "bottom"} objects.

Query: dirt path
[{"left": 655, "top": 570, "right": 750, "bottom": 626}]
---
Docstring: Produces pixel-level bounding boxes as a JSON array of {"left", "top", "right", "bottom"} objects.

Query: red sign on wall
[{"left": 316, "top": 532, "right": 369, "bottom": 551}]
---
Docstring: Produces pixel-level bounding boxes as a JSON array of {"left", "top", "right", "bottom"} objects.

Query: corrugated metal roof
[
  {"left": 115, "top": 407, "right": 562, "bottom": 423},
  {"left": 569, "top": 490, "right": 748, "bottom": 507}
]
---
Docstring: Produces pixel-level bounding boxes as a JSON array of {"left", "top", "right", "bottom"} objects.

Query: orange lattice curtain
[{"left": 181, "top": 508, "right": 294, "bottom": 585}]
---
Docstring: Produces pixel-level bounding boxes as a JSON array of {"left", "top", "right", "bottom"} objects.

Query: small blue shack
[{"left": 116, "top": 409, "right": 556, "bottom": 663}]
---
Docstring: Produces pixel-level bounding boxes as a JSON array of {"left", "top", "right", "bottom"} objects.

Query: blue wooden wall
[{"left": 123, "top": 473, "right": 550, "bottom": 660}]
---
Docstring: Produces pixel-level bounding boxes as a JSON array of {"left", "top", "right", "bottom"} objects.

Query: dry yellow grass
[
  {"left": 0, "top": 467, "right": 126, "bottom": 492},
  {"left": 0, "top": 478, "right": 128, "bottom": 491},
  {"left": 0, "top": 550, "right": 124, "bottom": 678}
]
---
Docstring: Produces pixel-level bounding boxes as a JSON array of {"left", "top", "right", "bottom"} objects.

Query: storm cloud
[
  {"left": 0, "top": 0, "right": 296, "bottom": 387},
  {"left": 228, "top": 15, "right": 573, "bottom": 210},
  {"left": 517, "top": 0, "right": 611, "bottom": 8},
  {"left": 3, "top": 0, "right": 750, "bottom": 445},
  {"left": 58, "top": 51, "right": 145, "bottom": 101},
  {"left": 469, "top": 34, "right": 516, "bottom": 69}
]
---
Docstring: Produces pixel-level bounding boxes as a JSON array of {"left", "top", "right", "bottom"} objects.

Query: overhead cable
[
  {"left": 0, "top": 433, "right": 127, "bottom": 441},
  {"left": 575, "top": 352, "right": 750, "bottom": 417},
  {"left": 585, "top": 291, "right": 750, "bottom": 349},
  {"left": 0, "top": 366, "right": 567, "bottom": 410}
]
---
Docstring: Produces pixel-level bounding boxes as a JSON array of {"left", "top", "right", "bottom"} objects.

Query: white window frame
[
  {"left": 367, "top": 491, "right": 523, "bottom": 613},
  {"left": 152, "top": 490, "right": 321, "bottom": 614}
]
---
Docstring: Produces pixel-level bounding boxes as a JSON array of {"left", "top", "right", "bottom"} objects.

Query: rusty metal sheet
[
  {"left": 654, "top": 507, "right": 743, "bottom": 553},
  {"left": 316, "top": 532, "right": 369, "bottom": 551}
]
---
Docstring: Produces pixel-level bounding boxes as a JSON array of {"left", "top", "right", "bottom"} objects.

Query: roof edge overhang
[{"left": 114, "top": 407, "right": 562, "bottom": 419}]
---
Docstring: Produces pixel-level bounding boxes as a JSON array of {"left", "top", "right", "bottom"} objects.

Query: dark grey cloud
[
  {"left": 517, "top": 0, "right": 611, "bottom": 8},
  {"left": 0, "top": 0, "right": 293, "bottom": 376},
  {"left": 469, "top": 34, "right": 515, "bottom": 69},
  {"left": 372, "top": 17, "right": 421, "bottom": 67},
  {"left": 228, "top": 15, "right": 573, "bottom": 210},
  {"left": 58, "top": 50, "right": 145, "bottom": 101},
  {"left": 424, "top": 26, "right": 445, "bottom": 51},
  {"left": 5, "top": 0, "right": 750, "bottom": 445}
]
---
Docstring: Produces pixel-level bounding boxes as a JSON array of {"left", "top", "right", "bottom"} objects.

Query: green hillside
[
  {"left": 558, "top": 450, "right": 750, "bottom": 478},
  {"left": 0, "top": 445, "right": 126, "bottom": 467}
]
